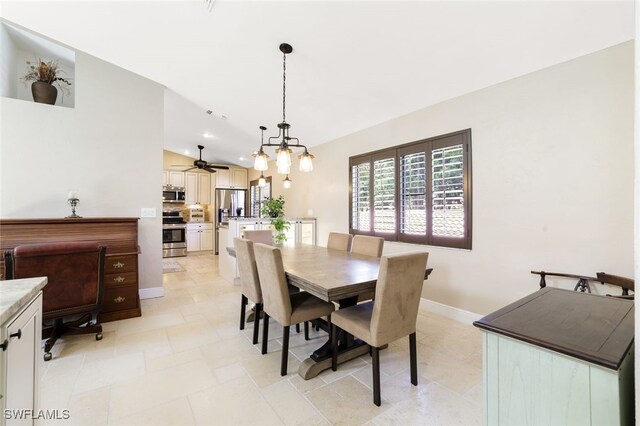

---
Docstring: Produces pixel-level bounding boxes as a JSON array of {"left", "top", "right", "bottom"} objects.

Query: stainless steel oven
[{"left": 162, "top": 211, "right": 187, "bottom": 258}]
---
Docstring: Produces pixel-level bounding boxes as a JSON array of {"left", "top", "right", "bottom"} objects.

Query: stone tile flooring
[{"left": 40, "top": 254, "right": 482, "bottom": 425}]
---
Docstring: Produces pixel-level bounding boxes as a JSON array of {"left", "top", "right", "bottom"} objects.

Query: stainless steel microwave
[{"left": 163, "top": 186, "right": 185, "bottom": 203}]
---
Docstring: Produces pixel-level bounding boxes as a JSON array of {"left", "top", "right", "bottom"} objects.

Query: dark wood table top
[
  {"left": 227, "top": 244, "right": 432, "bottom": 302},
  {"left": 473, "top": 287, "right": 634, "bottom": 370}
]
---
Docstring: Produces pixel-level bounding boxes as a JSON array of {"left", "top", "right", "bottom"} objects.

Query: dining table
[{"left": 227, "top": 243, "right": 433, "bottom": 379}]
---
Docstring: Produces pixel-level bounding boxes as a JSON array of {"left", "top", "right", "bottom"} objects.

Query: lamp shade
[
  {"left": 298, "top": 152, "right": 314, "bottom": 172},
  {"left": 276, "top": 149, "right": 292, "bottom": 174},
  {"left": 253, "top": 152, "right": 269, "bottom": 171},
  {"left": 258, "top": 175, "right": 266, "bottom": 187},
  {"left": 283, "top": 175, "right": 292, "bottom": 189}
]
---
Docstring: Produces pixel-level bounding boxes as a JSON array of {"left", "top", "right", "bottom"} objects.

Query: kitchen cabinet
[
  {"left": 185, "top": 172, "right": 211, "bottom": 205},
  {"left": 1, "top": 281, "right": 44, "bottom": 426},
  {"left": 187, "top": 223, "right": 213, "bottom": 252},
  {"left": 283, "top": 219, "right": 317, "bottom": 246},
  {"left": 163, "top": 170, "right": 185, "bottom": 187},
  {"left": 216, "top": 167, "right": 247, "bottom": 189}
]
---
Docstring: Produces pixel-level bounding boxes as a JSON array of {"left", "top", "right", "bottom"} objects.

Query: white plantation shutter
[
  {"left": 400, "top": 152, "right": 426, "bottom": 236},
  {"left": 373, "top": 157, "right": 395, "bottom": 232},
  {"left": 351, "top": 162, "right": 371, "bottom": 231},
  {"left": 431, "top": 144, "right": 464, "bottom": 238}
]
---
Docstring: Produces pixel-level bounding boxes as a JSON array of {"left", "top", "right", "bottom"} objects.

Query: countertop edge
[{"left": 0, "top": 277, "right": 48, "bottom": 324}]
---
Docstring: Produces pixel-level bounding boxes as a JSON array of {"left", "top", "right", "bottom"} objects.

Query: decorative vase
[{"left": 31, "top": 81, "right": 57, "bottom": 105}]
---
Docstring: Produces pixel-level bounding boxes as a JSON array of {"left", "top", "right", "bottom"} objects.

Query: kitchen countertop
[
  {"left": 228, "top": 217, "right": 316, "bottom": 221},
  {"left": 0, "top": 277, "right": 47, "bottom": 324}
]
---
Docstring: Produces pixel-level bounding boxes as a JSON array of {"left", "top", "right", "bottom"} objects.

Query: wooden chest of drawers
[{"left": 0, "top": 218, "right": 142, "bottom": 322}]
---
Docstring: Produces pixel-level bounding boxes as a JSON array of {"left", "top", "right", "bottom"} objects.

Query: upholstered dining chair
[
  {"left": 351, "top": 235, "right": 384, "bottom": 302},
  {"left": 254, "top": 243, "right": 336, "bottom": 376},
  {"left": 4, "top": 241, "right": 107, "bottom": 361},
  {"left": 244, "top": 230, "right": 274, "bottom": 245},
  {"left": 327, "top": 232, "right": 353, "bottom": 251},
  {"left": 351, "top": 235, "right": 384, "bottom": 257},
  {"left": 234, "top": 237, "right": 264, "bottom": 344},
  {"left": 331, "top": 251, "right": 429, "bottom": 406}
]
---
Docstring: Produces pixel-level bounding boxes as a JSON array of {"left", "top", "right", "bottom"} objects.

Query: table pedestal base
[{"left": 298, "top": 343, "right": 370, "bottom": 380}]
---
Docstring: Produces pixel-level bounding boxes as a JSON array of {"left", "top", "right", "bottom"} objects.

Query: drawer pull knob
[
  {"left": 0, "top": 339, "right": 7, "bottom": 351},
  {"left": 10, "top": 329, "right": 22, "bottom": 340},
  {"left": 113, "top": 262, "right": 125, "bottom": 269},
  {"left": 114, "top": 296, "right": 126, "bottom": 303},
  {"left": 113, "top": 276, "right": 125, "bottom": 283}
]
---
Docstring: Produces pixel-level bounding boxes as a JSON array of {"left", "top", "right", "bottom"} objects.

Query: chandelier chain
[{"left": 282, "top": 52, "right": 286, "bottom": 124}]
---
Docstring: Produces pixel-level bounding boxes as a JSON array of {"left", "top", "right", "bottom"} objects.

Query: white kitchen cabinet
[
  {"left": 283, "top": 219, "right": 317, "bottom": 246},
  {"left": 163, "top": 170, "right": 185, "bottom": 188},
  {"left": 187, "top": 223, "right": 213, "bottom": 252},
  {"left": 1, "top": 291, "right": 43, "bottom": 426},
  {"left": 185, "top": 172, "right": 211, "bottom": 205},
  {"left": 216, "top": 167, "right": 247, "bottom": 189}
]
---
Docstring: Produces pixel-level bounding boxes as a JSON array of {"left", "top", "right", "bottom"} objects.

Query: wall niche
[{"left": 1, "top": 19, "right": 75, "bottom": 108}]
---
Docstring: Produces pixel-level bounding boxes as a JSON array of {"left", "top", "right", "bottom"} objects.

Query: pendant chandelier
[{"left": 252, "top": 43, "right": 315, "bottom": 176}]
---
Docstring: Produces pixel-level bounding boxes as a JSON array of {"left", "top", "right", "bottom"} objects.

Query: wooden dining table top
[{"left": 228, "top": 243, "right": 432, "bottom": 302}]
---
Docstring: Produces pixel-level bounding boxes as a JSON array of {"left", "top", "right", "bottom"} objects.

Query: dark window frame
[
  {"left": 349, "top": 129, "right": 472, "bottom": 250},
  {"left": 249, "top": 176, "right": 272, "bottom": 218}
]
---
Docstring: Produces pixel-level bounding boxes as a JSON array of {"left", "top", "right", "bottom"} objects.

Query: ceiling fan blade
[
  {"left": 182, "top": 167, "right": 197, "bottom": 172},
  {"left": 203, "top": 167, "right": 218, "bottom": 173},
  {"left": 207, "top": 165, "right": 230, "bottom": 170},
  {"left": 171, "top": 164, "right": 193, "bottom": 167}
]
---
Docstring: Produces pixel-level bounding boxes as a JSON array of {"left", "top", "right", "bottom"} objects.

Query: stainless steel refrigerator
[{"left": 215, "top": 189, "right": 247, "bottom": 254}]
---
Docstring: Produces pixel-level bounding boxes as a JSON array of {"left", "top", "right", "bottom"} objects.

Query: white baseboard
[
  {"left": 419, "top": 298, "right": 482, "bottom": 325},
  {"left": 139, "top": 286, "right": 165, "bottom": 300}
]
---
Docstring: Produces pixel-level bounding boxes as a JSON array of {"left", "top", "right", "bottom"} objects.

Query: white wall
[
  {"left": 0, "top": 24, "right": 17, "bottom": 99},
  {"left": 277, "top": 42, "right": 634, "bottom": 315},
  {"left": 0, "top": 50, "right": 164, "bottom": 293}
]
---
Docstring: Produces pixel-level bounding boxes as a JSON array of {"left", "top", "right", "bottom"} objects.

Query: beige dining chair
[
  {"left": 254, "top": 243, "right": 336, "bottom": 376},
  {"left": 351, "top": 235, "right": 384, "bottom": 302},
  {"left": 331, "top": 251, "right": 429, "bottom": 406},
  {"left": 244, "top": 230, "right": 274, "bottom": 245},
  {"left": 327, "top": 232, "right": 353, "bottom": 251},
  {"left": 351, "top": 235, "right": 384, "bottom": 257},
  {"left": 234, "top": 238, "right": 264, "bottom": 344}
]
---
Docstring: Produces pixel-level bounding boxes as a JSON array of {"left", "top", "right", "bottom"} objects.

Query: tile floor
[{"left": 40, "top": 254, "right": 482, "bottom": 426}]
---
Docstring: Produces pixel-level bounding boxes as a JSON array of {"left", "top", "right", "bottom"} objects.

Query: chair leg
[
  {"left": 296, "top": 323, "right": 300, "bottom": 333},
  {"left": 372, "top": 347, "right": 381, "bottom": 406},
  {"left": 304, "top": 321, "right": 310, "bottom": 340},
  {"left": 409, "top": 332, "right": 418, "bottom": 386},
  {"left": 252, "top": 303, "right": 262, "bottom": 345},
  {"left": 331, "top": 323, "right": 338, "bottom": 372},
  {"left": 239, "top": 294, "right": 248, "bottom": 330},
  {"left": 281, "top": 325, "right": 290, "bottom": 376},
  {"left": 261, "top": 313, "right": 270, "bottom": 355}
]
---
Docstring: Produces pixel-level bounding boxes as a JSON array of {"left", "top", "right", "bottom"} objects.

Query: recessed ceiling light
[
  {"left": 203, "top": 132, "right": 215, "bottom": 139},
  {"left": 239, "top": 157, "right": 245, "bottom": 161},
  {"left": 184, "top": 150, "right": 190, "bottom": 155}
]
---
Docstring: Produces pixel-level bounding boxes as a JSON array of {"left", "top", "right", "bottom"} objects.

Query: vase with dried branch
[{"left": 21, "top": 58, "right": 72, "bottom": 105}]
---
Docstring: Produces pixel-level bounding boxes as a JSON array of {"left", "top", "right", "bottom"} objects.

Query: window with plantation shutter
[
  {"left": 349, "top": 129, "right": 471, "bottom": 249},
  {"left": 249, "top": 177, "right": 271, "bottom": 217}
]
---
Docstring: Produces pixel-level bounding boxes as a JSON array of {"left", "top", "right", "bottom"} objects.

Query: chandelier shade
[{"left": 252, "top": 43, "right": 315, "bottom": 176}]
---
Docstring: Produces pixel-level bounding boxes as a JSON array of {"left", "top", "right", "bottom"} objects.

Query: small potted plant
[
  {"left": 260, "top": 196, "right": 290, "bottom": 245},
  {"left": 21, "top": 58, "right": 71, "bottom": 105}
]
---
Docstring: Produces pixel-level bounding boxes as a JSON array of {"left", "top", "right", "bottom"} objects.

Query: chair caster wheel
[
  {"left": 96, "top": 333, "right": 103, "bottom": 341},
  {"left": 44, "top": 352, "right": 52, "bottom": 361}
]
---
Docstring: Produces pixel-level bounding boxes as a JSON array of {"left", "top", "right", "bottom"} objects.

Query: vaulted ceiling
[{"left": 1, "top": 1, "right": 634, "bottom": 165}]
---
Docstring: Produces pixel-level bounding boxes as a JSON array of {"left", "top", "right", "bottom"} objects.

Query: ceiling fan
[{"left": 173, "top": 145, "right": 229, "bottom": 173}]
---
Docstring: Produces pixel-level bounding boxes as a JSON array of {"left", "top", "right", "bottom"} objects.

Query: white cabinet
[
  {"left": 283, "top": 219, "right": 317, "bottom": 247},
  {"left": 1, "top": 292, "right": 42, "bottom": 426},
  {"left": 187, "top": 223, "right": 213, "bottom": 252},
  {"left": 216, "top": 167, "right": 247, "bottom": 189},
  {"left": 185, "top": 172, "right": 211, "bottom": 205},
  {"left": 163, "top": 170, "right": 185, "bottom": 187}
]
